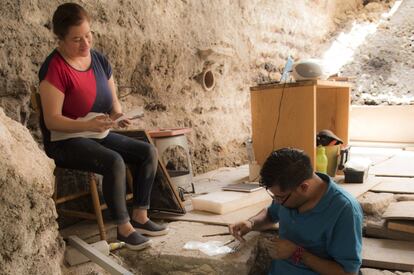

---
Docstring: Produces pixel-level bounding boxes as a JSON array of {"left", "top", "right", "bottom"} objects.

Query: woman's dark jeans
[{"left": 46, "top": 132, "right": 158, "bottom": 225}]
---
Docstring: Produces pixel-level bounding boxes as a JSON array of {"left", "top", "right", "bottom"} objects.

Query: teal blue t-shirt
[{"left": 267, "top": 173, "right": 363, "bottom": 274}]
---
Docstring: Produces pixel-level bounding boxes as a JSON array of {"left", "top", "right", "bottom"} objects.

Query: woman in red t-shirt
[{"left": 39, "top": 3, "right": 168, "bottom": 250}]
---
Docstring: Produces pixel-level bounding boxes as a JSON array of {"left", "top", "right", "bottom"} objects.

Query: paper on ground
[{"left": 183, "top": 241, "right": 233, "bottom": 256}]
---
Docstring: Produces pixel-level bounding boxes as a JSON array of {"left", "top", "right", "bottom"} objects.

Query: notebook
[{"left": 222, "top": 183, "right": 263, "bottom": 193}]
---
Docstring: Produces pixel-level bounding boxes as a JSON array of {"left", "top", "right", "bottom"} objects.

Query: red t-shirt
[{"left": 39, "top": 49, "right": 113, "bottom": 119}]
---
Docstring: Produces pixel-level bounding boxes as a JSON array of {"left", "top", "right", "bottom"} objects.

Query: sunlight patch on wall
[{"left": 321, "top": 0, "right": 403, "bottom": 76}]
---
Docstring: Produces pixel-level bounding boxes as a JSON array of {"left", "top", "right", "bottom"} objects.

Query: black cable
[{"left": 272, "top": 81, "right": 287, "bottom": 150}]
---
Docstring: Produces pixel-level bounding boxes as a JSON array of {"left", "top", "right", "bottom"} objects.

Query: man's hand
[
  {"left": 228, "top": 220, "right": 253, "bottom": 242},
  {"left": 263, "top": 237, "right": 297, "bottom": 260}
]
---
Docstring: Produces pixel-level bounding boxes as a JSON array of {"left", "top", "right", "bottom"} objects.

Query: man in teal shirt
[{"left": 229, "top": 148, "right": 363, "bottom": 274}]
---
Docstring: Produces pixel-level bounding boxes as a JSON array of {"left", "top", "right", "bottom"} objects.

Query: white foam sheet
[{"left": 191, "top": 189, "right": 270, "bottom": 214}]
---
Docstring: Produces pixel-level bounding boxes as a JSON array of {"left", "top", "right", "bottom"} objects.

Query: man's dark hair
[
  {"left": 52, "top": 3, "right": 90, "bottom": 40},
  {"left": 260, "top": 148, "right": 313, "bottom": 191}
]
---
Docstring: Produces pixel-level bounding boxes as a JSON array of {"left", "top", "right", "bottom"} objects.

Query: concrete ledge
[{"left": 116, "top": 221, "right": 268, "bottom": 275}]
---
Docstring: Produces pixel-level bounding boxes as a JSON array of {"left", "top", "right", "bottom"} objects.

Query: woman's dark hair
[
  {"left": 52, "top": 3, "right": 90, "bottom": 39},
  {"left": 259, "top": 148, "right": 313, "bottom": 192}
]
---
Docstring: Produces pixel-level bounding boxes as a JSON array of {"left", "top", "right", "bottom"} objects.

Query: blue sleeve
[
  {"left": 267, "top": 201, "right": 281, "bottom": 223},
  {"left": 93, "top": 50, "right": 113, "bottom": 79},
  {"left": 327, "top": 202, "right": 363, "bottom": 273}
]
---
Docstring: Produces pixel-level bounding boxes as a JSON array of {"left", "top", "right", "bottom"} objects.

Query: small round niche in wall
[{"left": 196, "top": 70, "right": 215, "bottom": 91}]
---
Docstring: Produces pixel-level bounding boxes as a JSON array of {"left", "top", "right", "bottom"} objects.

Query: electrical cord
[{"left": 272, "top": 81, "right": 287, "bottom": 150}]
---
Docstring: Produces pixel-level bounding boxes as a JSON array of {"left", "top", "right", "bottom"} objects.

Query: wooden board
[
  {"left": 114, "top": 130, "right": 186, "bottom": 214},
  {"left": 316, "top": 87, "right": 350, "bottom": 145},
  {"left": 151, "top": 199, "right": 271, "bottom": 226},
  {"left": 365, "top": 219, "right": 414, "bottom": 241},
  {"left": 250, "top": 79, "right": 352, "bottom": 91},
  {"left": 369, "top": 151, "right": 414, "bottom": 177},
  {"left": 148, "top": 127, "right": 191, "bottom": 138},
  {"left": 251, "top": 85, "right": 316, "bottom": 166},
  {"left": 362, "top": 237, "right": 414, "bottom": 271},
  {"left": 388, "top": 220, "right": 414, "bottom": 234},
  {"left": 335, "top": 175, "right": 382, "bottom": 198},
  {"left": 250, "top": 80, "right": 350, "bottom": 168},
  {"left": 382, "top": 201, "right": 414, "bottom": 220},
  {"left": 350, "top": 146, "right": 402, "bottom": 166},
  {"left": 370, "top": 177, "right": 414, "bottom": 194},
  {"left": 68, "top": 236, "right": 133, "bottom": 275}
]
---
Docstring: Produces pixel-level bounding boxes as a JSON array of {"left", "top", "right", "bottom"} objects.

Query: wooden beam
[
  {"left": 362, "top": 237, "right": 414, "bottom": 271},
  {"left": 55, "top": 191, "right": 90, "bottom": 204},
  {"left": 68, "top": 236, "right": 133, "bottom": 275},
  {"left": 388, "top": 220, "right": 414, "bottom": 234}
]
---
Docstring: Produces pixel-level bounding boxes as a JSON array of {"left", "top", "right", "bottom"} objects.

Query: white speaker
[{"left": 292, "top": 59, "right": 323, "bottom": 80}]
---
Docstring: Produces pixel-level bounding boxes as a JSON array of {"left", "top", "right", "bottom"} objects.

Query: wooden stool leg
[{"left": 89, "top": 173, "right": 106, "bottom": 240}]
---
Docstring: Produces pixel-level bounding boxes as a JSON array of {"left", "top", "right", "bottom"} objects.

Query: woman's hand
[
  {"left": 87, "top": 115, "right": 115, "bottom": 132},
  {"left": 110, "top": 113, "right": 131, "bottom": 128}
]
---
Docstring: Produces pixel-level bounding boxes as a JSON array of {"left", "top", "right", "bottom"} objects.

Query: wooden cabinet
[{"left": 250, "top": 80, "right": 351, "bottom": 167}]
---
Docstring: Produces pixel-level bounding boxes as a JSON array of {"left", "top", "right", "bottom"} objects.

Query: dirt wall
[
  {"left": 0, "top": 0, "right": 368, "bottom": 174},
  {"left": 0, "top": 108, "right": 63, "bottom": 275}
]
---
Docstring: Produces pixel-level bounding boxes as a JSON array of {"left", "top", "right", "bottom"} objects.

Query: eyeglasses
[{"left": 265, "top": 188, "right": 293, "bottom": 205}]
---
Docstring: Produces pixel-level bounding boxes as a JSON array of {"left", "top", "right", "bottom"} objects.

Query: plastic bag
[{"left": 183, "top": 240, "right": 233, "bottom": 256}]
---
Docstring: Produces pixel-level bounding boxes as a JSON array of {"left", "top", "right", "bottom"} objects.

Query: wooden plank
[
  {"left": 151, "top": 199, "right": 271, "bottom": 226},
  {"left": 388, "top": 220, "right": 414, "bottom": 234},
  {"left": 362, "top": 237, "right": 414, "bottom": 271},
  {"left": 251, "top": 85, "right": 316, "bottom": 166},
  {"left": 336, "top": 175, "right": 382, "bottom": 198},
  {"left": 316, "top": 87, "right": 350, "bottom": 145},
  {"left": 148, "top": 127, "right": 191, "bottom": 137},
  {"left": 382, "top": 201, "right": 414, "bottom": 220},
  {"left": 250, "top": 80, "right": 351, "bottom": 91},
  {"left": 350, "top": 146, "right": 401, "bottom": 167},
  {"left": 68, "top": 236, "right": 133, "bottom": 275},
  {"left": 55, "top": 191, "right": 90, "bottom": 204},
  {"left": 365, "top": 219, "right": 414, "bottom": 241},
  {"left": 334, "top": 88, "right": 350, "bottom": 145},
  {"left": 370, "top": 177, "right": 414, "bottom": 194},
  {"left": 370, "top": 151, "right": 414, "bottom": 177},
  {"left": 350, "top": 105, "right": 414, "bottom": 143}
]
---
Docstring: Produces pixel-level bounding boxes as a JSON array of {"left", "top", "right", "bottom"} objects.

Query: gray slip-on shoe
[
  {"left": 117, "top": 230, "right": 152, "bottom": 250},
  {"left": 131, "top": 219, "right": 169, "bottom": 236}
]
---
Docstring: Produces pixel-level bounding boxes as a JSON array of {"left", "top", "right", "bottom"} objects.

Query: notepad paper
[
  {"left": 50, "top": 107, "right": 144, "bottom": 142},
  {"left": 50, "top": 112, "right": 110, "bottom": 141}
]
